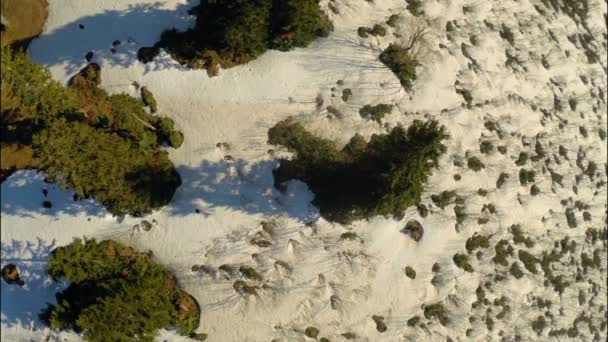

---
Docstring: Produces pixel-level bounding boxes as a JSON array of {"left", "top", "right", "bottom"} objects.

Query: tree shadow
[
  {"left": 167, "top": 158, "right": 319, "bottom": 223},
  {"left": 1, "top": 238, "right": 67, "bottom": 328},
  {"left": 28, "top": 1, "right": 196, "bottom": 77},
  {"left": 0, "top": 170, "right": 105, "bottom": 218}
]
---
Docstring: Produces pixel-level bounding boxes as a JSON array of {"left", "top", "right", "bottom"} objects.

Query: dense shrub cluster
[
  {"left": 1, "top": 47, "right": 183, "bottom": 215},
  {"left": 268, "top": 119, "right": 448, "bottom": 223},
  {"left": 379, "top": 44, "right": 419, "bottom": 90},
  {"left": 41, "top": 239, "right": 199, "bottom": 342},
  {"left": 147, "top": 0, "right": 332, "bottom": 74}
]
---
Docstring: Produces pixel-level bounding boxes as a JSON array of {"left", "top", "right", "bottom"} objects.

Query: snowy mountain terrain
[{"left": 2, "top": 0, "right": 607, "bottom": 341}]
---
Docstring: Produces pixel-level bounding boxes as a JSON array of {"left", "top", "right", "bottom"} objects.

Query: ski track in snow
[{"left": 2, "top": 0, "right": 607, "bottom": 341}]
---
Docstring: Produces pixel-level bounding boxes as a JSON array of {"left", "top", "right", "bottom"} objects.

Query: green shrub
[
  {"left": 404, "top": 266, "right": 416, "bottom": 279},
  {"left": 41, "top": 239, "right": 199, "bottom": 341},
  {"left": 424, "top": 303, "right": 449, "bottom": 326},
  {"left": 467, "top": 156, "right": 484, "bottom": 171},
  {"left": 270, "top": 0, "right": 332, "bottom": 51},
  {"left": 33, "top": 118, "right": 181, "bottom": 216},
  {"left": 268, "top": 119, "right": 448, "bottom": 223},
  {"left": 359, "top": 103, "right": 393, "bottom": 123},
  {"left": 1, "top": 47, "right": 78, "bottom": 124},
  {"left": 2, "top": 48, "right": 183, "bottom": 216},
  {"left": 155, "top": 0, "right": 332, "bottom": 72},
  {"left": 379, "top": 44, "right": 418, "bottom": 90},
  {"left": 140, "top": 86, "right": 157, "bottom": 113},
  {"left": 453, "top": 253, "right": 474, "bottom": 272},
  {"left": 155, "top": 116, "right": 184, "bottom": 148},
  {"left": 406, "top": 0, "right": 423, "bottom": 16}
]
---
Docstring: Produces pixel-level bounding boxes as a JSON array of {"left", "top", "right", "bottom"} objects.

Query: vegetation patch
[
  {"left": 453, "top": 253, "right": 474, "bottom": 272},
  {"left": 1, "top": 48, "right": 183, "bottom": 215},
  {"left": 40, "top": 239, "right": 200, "bottom": 341},
  {"left": 424, "top": 303, "right": 449, "bottom": 326},
  {"left": 359, "top": 103, "right": 393, "bottom": 123},
  {"left": 147, "top": 0, "right": 332, "bottom": 74},
  {"left": 140, "top": 86, "right": 157, "bottom": 113},
  {"left": 379, "top": 44, "right": 418, "bottom": 90},
  {"left": 404, "top": 266, "right": 416, "bottom": 279},
  {"left": 267, "top": 119, "right": 448, "bottom": 223},
  {"left": 405, "top": 0, "right": 423, "bottom": 16}
]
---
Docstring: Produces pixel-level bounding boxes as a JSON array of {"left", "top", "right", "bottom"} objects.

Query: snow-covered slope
[{"left": 2, "top": 0, "right": 607, "bottom": 341}]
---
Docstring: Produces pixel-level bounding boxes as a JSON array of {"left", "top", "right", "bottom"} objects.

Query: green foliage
[
  {"left": 465, "top": 233, "right": 490, "bottom": 254},
  {"left": 33, "top": 118, "right": 181, "bottom": 216},
  {"left": 140, "top": 86, "right": 157, "bottom": 113},
  {"left": 268, "top": 119, "right": 448, "bottom": 223},
  {"left": 453, "top": 253, "right": 474, "bottom": 272},
  {"left": 156, "top": 0, "right": 332, "bottom": 71},
  {"left": 42, "top": 239, "right": 199, "bottom": 341},
  {"left": 404, "top": 266, "right": 416, "bottom": 279},
  {"left": 379, "top": 44, "right": 418, "bottom": 90},
  {"left": 2, "top": 48, "right": 184, "bottom": 216},
  {"left": 270, "top": 0, "right": 332, "bottom": 51},
  {"left": 406, "top": 0, "right": 423, "bottom": 16},
  {"left": 359, "top": 103, "right": 393, "bottom": 123},
  {"left": 467, "top": 156, "right": 484, "bottom": 171},
  {"left": 155, "top": 117, "right": 184, "bottom": 148},
  {"left": 1, "top": 47, "right": 78, "bottom": 124},
  {"left": 424, "top": 303, "right": 449, "bottom": 326}
]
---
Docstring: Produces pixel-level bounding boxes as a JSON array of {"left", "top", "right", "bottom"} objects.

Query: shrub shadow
[
  {"left": 28, "top": 1, "right": 196, "bottom": 77},
  {"left": 1, "top": 238, "right": 66, "bottom": 328},
  {"left": 167, "top": 159, "right": 319, "bottom": 223},
  {"left": 1, "top": 170, "right": 105, "bottom": 218}
]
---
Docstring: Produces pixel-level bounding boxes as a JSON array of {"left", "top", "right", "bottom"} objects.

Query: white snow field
[{"left": 2, "top": 0, "right": 607, "bottom": 341}]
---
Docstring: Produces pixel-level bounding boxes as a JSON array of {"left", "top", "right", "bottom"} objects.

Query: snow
[{"left": 3, "top": 0, "right": 607, "bottom": 341}]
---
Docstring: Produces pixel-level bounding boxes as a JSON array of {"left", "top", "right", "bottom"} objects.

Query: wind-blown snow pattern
[{"left": 2, "top": 0, "right": 606, "bottom": 341}]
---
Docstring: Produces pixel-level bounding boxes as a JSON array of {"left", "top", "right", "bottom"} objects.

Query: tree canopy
[
  {"left": 149, "top": 0, "right": 331, "bottom": 73},
  {"left": 1, "top": 47, "right": 183, "bottom": 215},
  {"left": 268, "top": 119, "right": 449, "bottom": 223},
  {"left": 41, "top": 239, "right": 200, "bottom": 342}
]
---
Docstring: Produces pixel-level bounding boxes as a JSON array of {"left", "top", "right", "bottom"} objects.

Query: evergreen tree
[
  {"left": 268, "top": 119, "right": 448, "bottom": 223},
  {"left": 42, "top": 239, "right": 199, "bottom": 341}
]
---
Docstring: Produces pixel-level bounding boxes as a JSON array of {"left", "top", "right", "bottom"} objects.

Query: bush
[
  {"left": 359, "top": 103, "right": 393, "bottom": 123},
  {"left": 140, "top": 86, "right": 157, "bottom": 113},
  {"left": 268, "top": 119, "right": 448, "bottom": 223},
  {"left": 2, "top": 49, "right": 184, "bottom": 215},
  {"left": 379, "top": 44, "right": 418, "bottom": 90},
  {"left": 33, "top": 118, "right": 181, "bottom": 216},
  {"left": 41, "top": 239, "right": 199, "bottom": 341},
  {"left": 154, "top": 116, "right": 184, "bottom": 148},
  {"left": 155, "top": 0, "right": 332, "bottom": 73},
  {"left": 406, "top": 0, "right": 423, "bottom": 16},
  {"left": 1, "top": 47, "right": 79, "bottom": 124}
]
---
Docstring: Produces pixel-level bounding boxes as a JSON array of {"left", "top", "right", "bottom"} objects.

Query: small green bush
[
  {"left": 453, "top": 253, "right": 474, "bottom": 272},
  {"left": 379, "top": 44, "right": 418, "bottom": 90},
  {"left": 140, "top": 86, "right": 157, "bottom": 113},
  {"left": 424, "top": 303, "right": 449, "bottom": 326},
  {"left": 404, "top": 266, "right": 416, "bottom": 279},
  {"left": 41, "top": 239, "right": 199, "bottom": 341},
  {"left": 467, "top": 156, "right": 485, "bottom": 171},
  {"left": 406, "top": 0, "right": 423, "bottom": 16},
  {"left": 155, "top": 117, "right": 184, "bottom": 148},
  {"left": 359, "top": 103, "right": 393, "bottom": 123}
]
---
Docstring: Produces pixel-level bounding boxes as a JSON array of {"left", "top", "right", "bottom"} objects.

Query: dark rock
[
  {"left": 78, "top": 24, "right": 85, "bottom": 29},
  {"left": 42, "top": 200, "right": 52, "bottom": 209},
  {"left": 372, "top": 315, "right": 387, "bottom": 332},
  {"left": 112, "top": 40, "right": 121, "bottom": 46},
  {"left": 85, "top": 51, "right": 94, "bottom": 62},
  {"left": 1, "top": 264, "right": 24, "bottom": 286}
]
